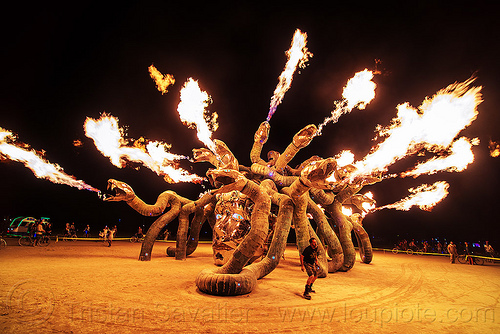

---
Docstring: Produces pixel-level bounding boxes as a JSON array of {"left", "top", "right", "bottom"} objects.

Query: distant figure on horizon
[
  {"left": 34, "top": 220, "right": 46, "bottom": 246},
  {"left": 485, "top": 241, "right": 495, "bottom": 257},
  {"left": 136, "top": 226, "right": 143, "bottom": 238},
  {"left": 100, "top": 226, "right": 109, "bottom": 240},
  {"left": 107, "top": 226, "right": 116, "bottom": 247},
  {"left": 464, "top": 241, "right": 473, "bottom": 265},
  {"left": 83, "top": 225, "right": 90, "bottom": 238},
  {"left": 447, "top": 241, "right": 458, "bottom": 263}
]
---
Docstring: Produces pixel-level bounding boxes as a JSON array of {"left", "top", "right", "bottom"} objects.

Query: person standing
[
  {"left": 107, "top": 227, "right": 115, "bottom": 247},
  {"left": 300, "top": 237, "right": 319, "bottom": 300},
  {"left": 83, "top": 225, "right": 90, "bottom": 238},
  {"left": 464, "top": 241, "right": 473, "bottom": 265},
  {"left": 485, "top": 241, "right": 495, "bottom": 257},
  {"left": 447, "top": 241, "right": 458, "bottom": 263},
  {"left": 436, "top": 241, "right": 442, "bottom": 254}
]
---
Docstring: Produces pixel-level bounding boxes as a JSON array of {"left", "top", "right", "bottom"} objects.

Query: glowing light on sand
[
  {"left": 267, "top": 29, "right": 312, "bottom": 122},
  {"left": 0, "top": 127, "right": 99, "bottom": 191},
  {"left": 84, "top": 114, "right": 203, "bottom": 183},
  {"left": 177, "top": 78, "right": 218, "bottom": 153},
  {"left": 375, "top": 181, "right": 449, "bottom": 211},
  {"left": 317, "top": 69, "right": 376, "bottom": 135},
  {"left": 148, "top": 65, "right": 175, "bottom": 94}
]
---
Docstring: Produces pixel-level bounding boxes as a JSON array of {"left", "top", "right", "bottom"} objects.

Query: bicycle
[
  {"left": 130, "top": 234, "right": 145, "bottom": 243},
  {"left": 392, "top": 246, "right": 418, "bottom": 255},
  {"left": 18, "top": 235, "right": 50, "bottom": 247},
  {"left": 62, "top": 232, "right": 78, "bottom": 242},
  {"left": 0, "top": 237, "right": 6, "bottom": 249},
  {"left": 457, "top": 254, "right": 484, "bottom": 265}
]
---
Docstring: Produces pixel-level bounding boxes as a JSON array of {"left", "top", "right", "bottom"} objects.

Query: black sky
[{"left": 1, "top": 2, "right": 499, "bottom": 244}]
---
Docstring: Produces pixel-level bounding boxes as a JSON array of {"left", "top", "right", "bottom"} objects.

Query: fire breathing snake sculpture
[{"left": 103, "top": 121, "right": 381, "bottom": 296}]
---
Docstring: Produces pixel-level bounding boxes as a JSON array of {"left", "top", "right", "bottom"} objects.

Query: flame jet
[
  {"left": 375, "top": 181, "right": 450, "bottom": 212},
  {"left": 0, "top": 127, "right": 99, "bottom": 192},
  {"left": 177, "top": 78, "right": 218, "bottom": 153},
  {"left": 148, "top": 64, "right": 175, "bottom": 94},
  {"left": 316, "top": 69, "right": 377, "bottom": 136},
  {"left": 266, "top": 29, "right": 312, "bottom": 122},
  {"left": 84, "top": 114, "right": 203, "bottom": 183},
  {"left": 334, "top": 78, "right": 483, "bottom": 183}
]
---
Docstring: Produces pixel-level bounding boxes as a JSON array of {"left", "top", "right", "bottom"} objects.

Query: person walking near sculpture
[
  {"left": 464, "top": 241, "right": 474, "bottom": 265},
  {"left": 447, "top": 241, "right": 458, "bottom": 263},
  {"left": 300, "top": 237, "right": 319, "bottom": 300},
  {"left": 107, "top": 226, "right": 116, "bottom": 247}
]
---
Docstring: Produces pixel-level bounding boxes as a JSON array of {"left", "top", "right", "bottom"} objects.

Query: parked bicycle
[
  {"left": 0, "top": 237, "right": 6, "bottom": 249},
  {"left": 18, "top": 234, "right": 50, "bottom": 247},
  {"left": 392, "top": 246, "right": 422, "bottom": 255}
]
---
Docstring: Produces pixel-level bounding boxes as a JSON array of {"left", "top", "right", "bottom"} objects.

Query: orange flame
[
  {"left": 352, "top": 78, "right": 482, "bottom": 178},
  {"left": 361, "top": 191, "right": 376, "bottom": 213},
  {"left": 148, "top": 65, "right": 175, "bottom": 94},
  {"left": 401, "top": 137, "right": 478, "bottom": 178},
  {"left": 177, "top": 78, "right": 218, "bottom": 153},
  {"left": 488, "top": 139, "right": 500, "bottom": 157},
  {"left": 267, "top": 29, "right": 312, "bottom": 121},
  {"left": 316, "top": 69, "right": 376, "bottom": 135},
  {"left": 0, "top": 127, "right": 99, "bottom": 192},
  {"left": 84, "top": 114, "right": 204, "bottom": 183},
  {"left": 375, "top": 181, "right": 449, "bottom": 212},
  {"left": 342, "top": 206, "right": 353, "bottom": 216},
  {"left": 335, "top": 150, "right": 355, "bottom": 167}
]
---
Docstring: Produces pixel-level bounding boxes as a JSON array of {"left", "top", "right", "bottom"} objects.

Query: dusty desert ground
[{"left": 0, "top": 238, "right": 499, "bottom": 334}]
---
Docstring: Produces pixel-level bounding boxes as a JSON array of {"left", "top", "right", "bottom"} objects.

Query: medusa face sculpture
[{"left": 212, "top": 190, "right": 252, "bottom": 265}]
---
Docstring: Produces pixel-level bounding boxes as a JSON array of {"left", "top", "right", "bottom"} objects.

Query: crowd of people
[
  {"left": 394, "top": 238, "right": 496, "bottom": 259},
  {"left": 27, "top": 218, "right": 51, "bottom": 246}
]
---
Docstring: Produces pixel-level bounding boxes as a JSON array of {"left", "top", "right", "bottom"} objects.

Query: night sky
[{"left": 1, "top": 2, "right": 499, "bottom": 245}]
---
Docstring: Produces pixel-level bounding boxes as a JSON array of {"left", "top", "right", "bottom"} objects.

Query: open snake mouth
[
  {"left": 207, "top": 169, "right": 240, "bottom": 189},
  {"left": 212, "top": 175, "right": 236, "bottom": 187},
  {"left": 98, "top": 180, "right": 131, "bottom": 201}
]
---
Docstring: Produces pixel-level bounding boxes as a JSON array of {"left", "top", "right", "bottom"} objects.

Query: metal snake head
[
  {"left": 192, "top": 148, "right": 216, "bottom": 163},
  {"left": 266, "top": 150, "right": 280, "bottom": 166},
  {"left": 214, "top": 139, "right": 239, "bottom": 170},
  {"left": 254, "top": 121, "right": 270, "bottom": 144},
  {"left": 347, "top": 194, "right": 376, "bottom": 213},
  {"left": 100, "top": 179, "right": 136, "bottom": 202},
  {"left": 207, "top": 168, "right": 247, "bottom": 194},
  {"left": 292, "top": 124, "right": 317, "bottom": 149},
  {"left": 300, "top": 158, "right": 338, "bottom": 189}
]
